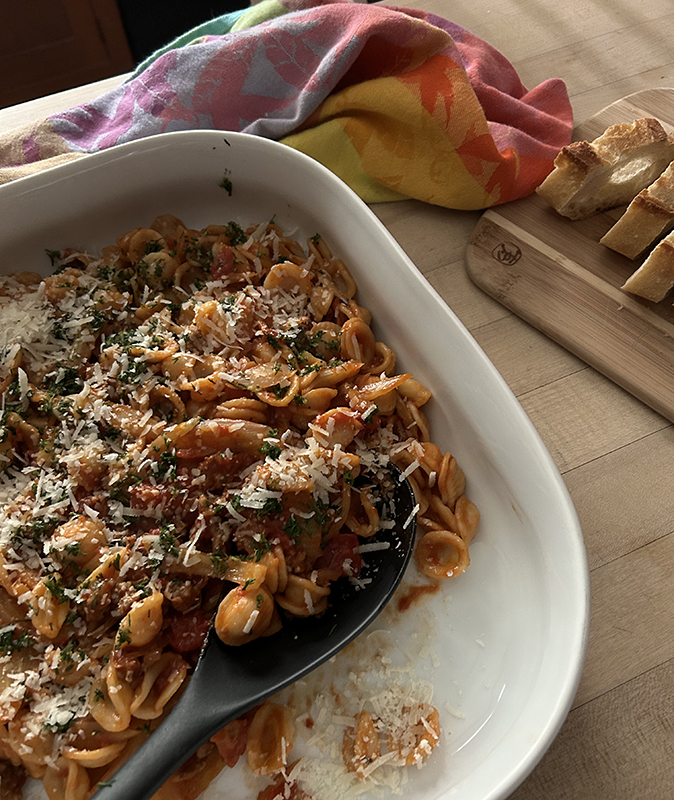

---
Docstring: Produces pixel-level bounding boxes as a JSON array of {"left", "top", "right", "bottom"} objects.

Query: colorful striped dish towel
[{"left": 0, "top": 0, "right": 573, "bottom": 209}]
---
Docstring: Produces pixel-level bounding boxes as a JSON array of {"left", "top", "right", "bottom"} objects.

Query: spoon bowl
[{"left": 93, "top": 467, "right": 417, "bottom": 800}]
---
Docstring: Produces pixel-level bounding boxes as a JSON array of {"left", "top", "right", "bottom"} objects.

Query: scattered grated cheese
[{"left": 243, "top": 609, "right": 259, "bottom": 635}]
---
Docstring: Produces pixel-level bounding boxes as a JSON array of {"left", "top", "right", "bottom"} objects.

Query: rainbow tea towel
[{"left": 0, "top": 0, "right": 572, "bottom": 209}]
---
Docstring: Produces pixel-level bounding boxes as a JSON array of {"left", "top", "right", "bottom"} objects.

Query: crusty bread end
[{"left": 621, "top": 230, "right": 674, "bottom": 301}]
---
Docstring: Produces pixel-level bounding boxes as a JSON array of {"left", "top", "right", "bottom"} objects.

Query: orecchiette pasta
[
  {"left": 342, "top": 710, "right": 381, "bottom": 777},
  {"left": 246, "top": 702, "right": 295, "bottom": 775},
  {"left": 0, "top": 215, "right": 478, "bottom": 799}
]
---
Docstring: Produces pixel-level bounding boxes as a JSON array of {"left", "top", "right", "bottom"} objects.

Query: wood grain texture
[
  {"left": 563, "top": 425, "right": 674, "bottom": 569},
  {"left": 510, "top": 658, "right": 674, "bottom": 800},
  {"left": 466, "top": 89, "right": 674, "bottom": 422}
]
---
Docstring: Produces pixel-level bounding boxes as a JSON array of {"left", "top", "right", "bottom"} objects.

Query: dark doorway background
[{"left": 117, "top": 0, "right": 250, "bottom": 63}]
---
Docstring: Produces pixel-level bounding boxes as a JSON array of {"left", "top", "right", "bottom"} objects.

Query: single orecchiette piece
[
  {"left": 342, "top": 710, "right": 381, "bottom": 777},
  {"left": 311, "top": 408, "right": 363, "bottom": 448},
  {"left": 116, "top": 591, "right": 164, "bottom": 649},
  {"left": 341, "top": 317, "right": 377, "bottom": 366},
  {"left": 246, "top": 702, "right": 295, "bottom": 775},
  {"left": 263, "top": 261, "right": 313, "bottom": 295},
  {"left": 64, "top": 740, "right": 127, "bottom": 769},
  {"left": 275, "top": 575, "right": 330, "bottom": 617},
  {"left": 455, "top": 494, "right": 480, "bottom": 545},
  {"left": 416, "top": 529, "right": 470, "bottom": 579},
  {"left": 215, "top": 586, "right": 275, "bottom": 646},
  {"left": 49, "top": 515, "right": 107, "bottom": 567},
  {"left": 31, "top": 581, "right": 70, "bottom": 640},
  {"left": 386, "top": 704, "right": 440, "bottom": 766},
  {"left": 258, "top": 547, "right": 288, "bottom": 595},
  {"left": 129, "top": 652, "right": 188, "bottom": 719},
  {"left": 43, "top": 757, "right": 90, "bottom": 800},
  {"left": 89, "top": 662, "right": 134, "bottom": 733},
  {"left": 126, "top": 228, "right": 165, "bottom": 264}
]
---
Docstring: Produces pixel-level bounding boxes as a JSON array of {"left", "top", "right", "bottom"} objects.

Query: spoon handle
[{"left": 92, "top": 675, "right": 242, "bottom": 800}]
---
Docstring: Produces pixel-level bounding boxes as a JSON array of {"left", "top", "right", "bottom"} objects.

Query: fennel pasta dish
[{"left": 0, "top": 215, "right": 479, "bottom": 800}]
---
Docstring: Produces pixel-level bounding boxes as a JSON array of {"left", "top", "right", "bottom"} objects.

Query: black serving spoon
[{"left": 92, "top": 467, "right": 417, "bottom": 800}]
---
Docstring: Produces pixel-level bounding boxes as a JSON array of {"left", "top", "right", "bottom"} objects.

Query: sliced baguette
[
  {"left": 536, "top": 117, "right": 674, "bottom": 220},
  {"left": 621, "top": 230, "right": 674, "bottom": 301},
  {"left": 600, "top": 160, "right": 674, "bottom": 258}
]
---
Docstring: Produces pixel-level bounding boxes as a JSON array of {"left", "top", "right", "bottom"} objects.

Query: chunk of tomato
[
  {"left": 211, "top": 244, "right": 236, "bottom": 279},
  {"left": 314, "top": 533, "right": 362, "bottom": 578},
  {"left": 167, "top": 609, "right": 210, "bottom": 653},
  {"left": 211, "top": 717, "right": 250, "bottom": 768}
]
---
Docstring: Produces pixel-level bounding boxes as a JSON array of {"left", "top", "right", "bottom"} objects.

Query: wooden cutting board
[{"left": 466, "top": 88, "right": 674, "bottom": 422}]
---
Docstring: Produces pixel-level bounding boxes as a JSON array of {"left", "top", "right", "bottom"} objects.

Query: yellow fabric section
[
  {"left": 281, "top": 60, "right": 501, "bottom": 209},
  {"left": 282, "top": 122, "right": 407, "bottom": 203}
]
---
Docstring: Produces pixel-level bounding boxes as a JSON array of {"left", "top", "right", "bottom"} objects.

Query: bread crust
[
  {"left": 621, "top": 231, "right": 674, "bottom": 302},
  {"left": 601, "top": 161, "right": 674, "bottom": 258},
  {"left": 536, "top": 118, "right": 674, "bottom": 220}
]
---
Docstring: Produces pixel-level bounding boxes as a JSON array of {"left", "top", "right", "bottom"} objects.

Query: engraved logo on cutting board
[{"left": 492, "top": 242, "right": 522, "bottom": 266}]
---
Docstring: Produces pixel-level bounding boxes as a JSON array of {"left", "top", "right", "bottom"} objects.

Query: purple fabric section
[
  {"left": 21, "top": 135, "right": 41, "bottom": 163},
  {"left": 49, "top": 8, "right": 376, "bottom": 153}
]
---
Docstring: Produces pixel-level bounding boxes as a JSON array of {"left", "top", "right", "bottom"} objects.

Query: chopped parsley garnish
[
  {"left": 0, "top": 627, "right": 32, "bottom": 655},
  {"left": 259, "top": 431, "right": 282, "bottom": 460},
  {"left": 159, "top": 523, "right": 179, "bottom": 557},
  {"left": 134, "top": 578, "right": 152, "bottom": 598},
  {"left": 116, "top": 627, "right": 132, "bottom": 646},
  {"left": 283, "top": 514, "right": 302, "bottom": 542},
  {"left": 153, "top": 450, "right": 178, "bottom": 481},
  {"left": 117, "top": 358, "right": 147, "bottom": 385},
  {"left": 210, "top": 551, "right": 229, "bottom": 576},
  {"left": 259, "top": 441, "right": 282, "bottom": 459},
  {"left": 44, "top": 715, "right": 75, "bottom": 733},
  {"left": 268, "top": 383, "right": 288, "bottom": 399},
  {"left": 256, "top": 498, "right": 283, "bottom": 519},
  {"left": 43, "top": 365, "right": 83, "bottom": 396},
  {"left": 58, "top": 640, "right": 86, "bottom": 672},
  {"left": 310, "top": 499, "right": 331, "bottom": 529},
  {"left": 219, "top": 176, "right": 233, "bottom": 195},
  {"left": 44, "top": 577, "right": 67, "bottom": 603},
  {"left": 224, "top": 221, "right": 246, "bottom": 246},
  {"left": 11, "top": 516, "right": 59, "bottom": 547},
  {"left": 144, "top": 239, "right": 163, "bottom": 255},
  {"left": 45, "top": 248, "right": 61, "bottom": 266},
  {"left": 252, "top": 535, "right": 272, "bottom": 561}
]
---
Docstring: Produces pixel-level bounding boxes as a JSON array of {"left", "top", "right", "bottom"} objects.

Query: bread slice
[
  {"left": 621, "top": 230, "right": 674, "bottom": 301},
  {"left": 600, "top": 160, "right": 674, "bottom": 258},
  {"left": 536, "top": 118, "right": 674, "bottom": 220}
]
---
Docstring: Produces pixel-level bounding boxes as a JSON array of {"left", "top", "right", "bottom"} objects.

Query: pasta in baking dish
[{"left": 0, "top": 215, "right": 479, "bottom": 799}]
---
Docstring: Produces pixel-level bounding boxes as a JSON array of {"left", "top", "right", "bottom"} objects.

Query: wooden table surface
[{"left": 2, "top": 1, "right": 673, "bottom": 798}]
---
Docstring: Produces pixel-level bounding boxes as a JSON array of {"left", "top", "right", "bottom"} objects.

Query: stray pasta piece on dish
[{"left": 0, "top": 215, "right": 478, "bottom": 799}]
